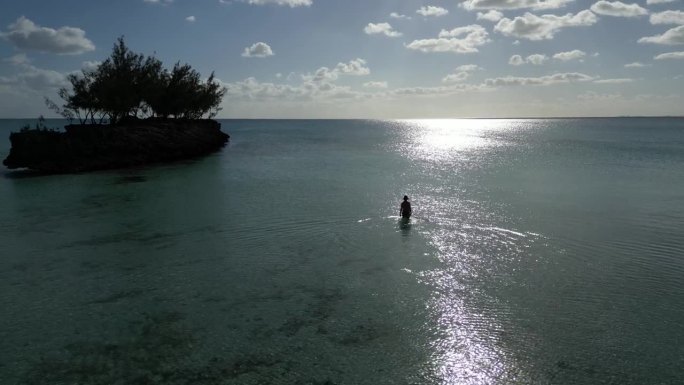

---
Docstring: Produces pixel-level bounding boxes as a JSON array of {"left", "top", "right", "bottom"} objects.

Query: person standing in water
[{"left": 400, "top": 195, "right": 412, "bottom": 219}]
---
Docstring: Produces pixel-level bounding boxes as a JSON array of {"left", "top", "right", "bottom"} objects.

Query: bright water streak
[{"left": 1, "top": 118, "right": 684, "bottom": 384}]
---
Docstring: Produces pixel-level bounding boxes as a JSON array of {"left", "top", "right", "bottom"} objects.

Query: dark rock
[{"left": 3, "top": 119, "right": 229, "bottom": 173}]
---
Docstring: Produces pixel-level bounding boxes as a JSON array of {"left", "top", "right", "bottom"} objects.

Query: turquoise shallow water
[{"left": 1, "top": 118, "right": 684, "bottom": 384}]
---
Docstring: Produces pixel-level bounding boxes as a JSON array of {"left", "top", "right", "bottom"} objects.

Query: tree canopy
[{"left": 48, "top": 37, "right": 226, "bottom": 124}]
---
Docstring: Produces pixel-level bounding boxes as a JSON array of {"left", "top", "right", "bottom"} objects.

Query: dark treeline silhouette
[{"left": 46, "top": 37, "right": 226, "bottom": 125}]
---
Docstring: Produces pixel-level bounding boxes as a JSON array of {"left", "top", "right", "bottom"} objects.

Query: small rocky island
[{"left": 3, "top": 38, "right": 229, "bottom": 173}]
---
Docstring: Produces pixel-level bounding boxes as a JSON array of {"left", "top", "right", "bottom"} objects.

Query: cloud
[
  {"left": 455, "top": 64, "right": 482, "bottom": 71},
  {"left": 417, "top": 6, "right": 449, "bottom": 17},
  {"left": 1, "top": 16, "right": 95, "bottom": 55},
  {"left": 527, "top": 53, "right": 549, "bottom": 64},
  {"left": 406, "top": 25, "right": 491, "bottom": 53},
  {"left": 494, "top": 10, "right": 598, "bottom": 40},
  {"left": 650, "top": 10, "right": 684, "bottom": 25},
  {"left": 390, "top": 12, "right": 411, "bottom": 20},
  {"left": 654, "top": 51, "right": 684, "bottom": 59},
  {"left": 334, "top": 58, "right": 370, "bottom": 76},
  {"left": 553, "top": 49, "right": 586, "bottom": 61},
  {"left": 460, "top": 0, "right": 574, "bottom": 11},
  {"left": 144, "top": 0, "right": 173, "bottom": 4},
  {"left": 509, "top": 54, "right": 525, "bottom": 65},
  {"left": 477, "top": 10, "right": 504, "bottom": 22},
  {"left": 590, "top": 1, "right": 648, "bottom": 17},
  {"left": 638, "top": 25, "right": 684, "bottom": 44},
  {"left": 4, "top": 53, "right": 30, "bottom": 65},
  {"left": 484, "top": 72, "right": 595, "bottom": 86},
  {"left": 577, "top": 91, "right": 622, "bottom": 100},
  {"left": 0, "top": 64, "right": 68, "bottom": 91},
  {"left": 186, "top": 16, "right": 196, "bottom": 22},
  {"left": 624, "top": 61, "right": 649, "bottom": 67},
  {"left": 593, "top": 78, "right": 634, "bottom": 83},
  {"left": 442, "top": 64, "right": 481, "bottom": 83},
  {"left": 81, "top": 60, "right": 101, "bottom": 71},
  {"left": 389, "top": 83, "right": 481, "bottom": 97},
  {"left": 245, "top": 0, "right": 312, "bottom": 6},
  {"left": 302, "top": 58, "right": 370, "bottom": 84},
  {"left": 442, "top": 72, "right": 471, "bottom": 83},
  {"left": 222, "top": 58, "right": 374, "bottom": 104},
  {"left": 242, "top": 42, "right": 274, "bottom": 57},
  {"left": 223, "top": 77, "right": 309, "bottom": 100},
  {"left": 364, "top": 23, "right": 402, "bottom": 37},
  {"left": 646, "top": 0, "right": 677, "bottom": 4},
  {"left": 509, "top": 53, "right": 548, "bottom": 64},
  {"left": 363, "top": 81, "right": 388, "bottom": 88}
]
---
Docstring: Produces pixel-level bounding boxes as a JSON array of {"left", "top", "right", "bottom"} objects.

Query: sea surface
[{"left": 1, "top": 118, "right": 684, "bottom": 384}]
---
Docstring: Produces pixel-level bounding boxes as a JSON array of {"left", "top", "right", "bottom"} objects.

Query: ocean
[{"left": 1, "top": 118, "right": 683, "bottom": 384}]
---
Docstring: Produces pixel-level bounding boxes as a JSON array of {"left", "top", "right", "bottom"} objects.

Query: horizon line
[{"left": 1, "top": 115, "right": 683, "bottom": 121}]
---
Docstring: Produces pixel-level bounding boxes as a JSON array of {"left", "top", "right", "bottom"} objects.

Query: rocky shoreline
[{"left": 2, "top": 119, "right": 229, "bottom": 173}]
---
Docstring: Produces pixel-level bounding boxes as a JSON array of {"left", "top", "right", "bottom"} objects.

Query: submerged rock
[{"left": 3, "top": 118, "right": 229, "bottom": 173}]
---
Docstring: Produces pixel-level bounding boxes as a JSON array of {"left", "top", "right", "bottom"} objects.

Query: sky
[{"left": 0, "top": 0, "right": 683, "bottom": 118}]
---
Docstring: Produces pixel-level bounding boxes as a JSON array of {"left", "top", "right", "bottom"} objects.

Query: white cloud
[
  {"left": 461, "top": 0, "right": 574, "bottom": 11},
  {"left": 406, "top": 25, "right": 491, "bottom": 53},
  {"left": 390, "top": 12, "right": 411, "bottom": 20},
  {"left": 144, "top": 0, "right": 173, "bottom": 4},
  {"left": 590, "top": 1, "right": 648, "bottom": 17},
  {"left": 624, "top": 61, "right": 648, "bottom": 67},
  {"left": 509, "top": 53, "right": 548, "bottom": 64},
  {"left": 245, "top": 0, "right": 312, "bottom": 6},
  {"left": 364, "top": 23, "right": 402, "bottom": 37},
  {"left": 4, "top": 53, "right": 30, "bottom": 65},
  {"left": 186, "top": 16, "right": 196, "bottom": 22},
  {"left": 334, "top": 58, "right": 370, "bottom": 76},
  {"left": 527, "top": 53, "right": 549, "bottom": 64},
  {"left": 223, "top": 77, "right": 308, "bottom": 100},
  {"left": 363, "top": 81, "right": 388, "bottom": 88},
  {"left": 646, "top": 0, "right": 677, "bottom": 4},
  {"left": 242, "top": 42, "right": 274, "bottom": 58},
  {"left": 302, "top": 59, "right": 370, "bottom": 83},
  {"left": 654, "top": 51, "right": 684, "bottom": 59},
  {"left": 417, "top": 6, "right": 449, "bottom": 17},
  {"left": 577, "top": 91, "right": 622, "bottom": 100},
  {"left": 81, "top": 60, "right": 101, "bottom": 71},
  {"left": 221, "top": 58, "right": 375, "bottom": 106},
  {"left": 0, "top": 64, "right": 68, "bottom": 91},
  {"left": 442, "top": 64, "right": 481, "bottom": 83},
  {"left": 494, "top": 11, "right": 598, "bottom": 40},
  {"left": 639, "top": 25, "right": 684, "bottom": 44},
  {"left": 1, "top": 16, "right": 95, "bottom": 55},
  {"left": 389, "top": 83, "right": 481, "bottom": 98},
  {"left": 442, "top": 72, "right": 470, "bottom": 83},
  {"left": 650, "top": 10, "right": 684, "bottom": 25},
  {"left": 484, "top": 72, "right": 595, "bottom": 86},
  {"left": 593, "top": 78, "right": 634, "bottom": 83},
  {"left": 553, "top": 49, "right": 586, "bottom": 61},
  {"left": 509, "top": 54, "right": 525, "bottom": 65},
  {"left": 223, "top": 61, "right": 372, "bottom": 102},
  {"left": 455, "top": 64, "right": 482, "bottom": 71},
  {"left": 477, "top": 10, "right": 505, "bottom": 21}
]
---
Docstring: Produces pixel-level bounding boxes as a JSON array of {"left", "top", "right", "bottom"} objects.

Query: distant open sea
[{"left": 1, "top": 118, "right": 684, "bottom": 384}]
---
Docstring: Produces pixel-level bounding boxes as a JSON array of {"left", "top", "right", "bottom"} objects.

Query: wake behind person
[{"left": 400, "top": 195, "right": 412, "bottom": 219}]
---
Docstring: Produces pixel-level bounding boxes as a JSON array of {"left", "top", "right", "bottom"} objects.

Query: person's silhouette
[{"left": 400, "top": 195, "right": 412, "bottom": 219}]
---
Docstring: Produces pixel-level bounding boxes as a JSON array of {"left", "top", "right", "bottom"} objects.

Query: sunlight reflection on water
[
  {"left": 393, "top": 119, "right": 535, "bottom": 384},
  {"left": 396, "top": 119, "right": 511, "bottom": 162}
]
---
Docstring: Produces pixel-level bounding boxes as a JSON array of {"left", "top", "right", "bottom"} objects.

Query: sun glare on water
[{"left": 392, "top": 119, "right": 532, "bottom": 384}]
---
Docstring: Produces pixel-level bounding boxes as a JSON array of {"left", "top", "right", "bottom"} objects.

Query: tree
[{"left": 47, "top": 37, "right": 226, "bottom": 125}]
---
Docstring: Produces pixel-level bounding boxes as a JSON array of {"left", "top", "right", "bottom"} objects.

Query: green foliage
[{"left": 47, "top": 37, "right": 226, "bottom": 124}]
